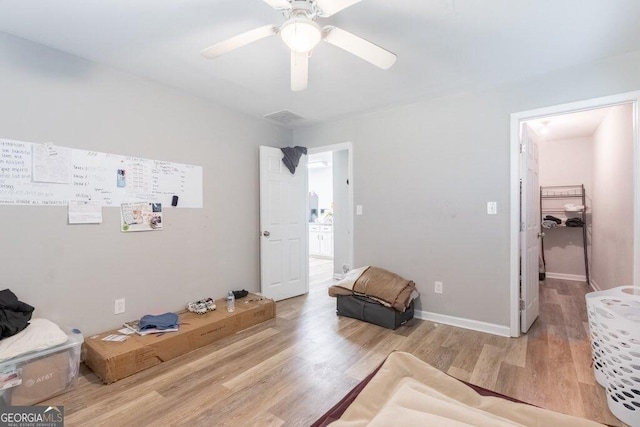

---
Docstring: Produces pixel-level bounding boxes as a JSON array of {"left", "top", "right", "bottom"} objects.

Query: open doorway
[
  {"left": 308, "top": 151, "right": 335, "bottom": 291},
  {"left": 520, "top": 105, "right": 634, "bottom": 334},
  {"left": 527, "top": 105, "right": 634, "bottom": 289},
  {"left": 510, "top": 92, "right": 640, "bottom": 336},
  {"left": 307, "top": 143, "right": 354, "bottom": 295}
]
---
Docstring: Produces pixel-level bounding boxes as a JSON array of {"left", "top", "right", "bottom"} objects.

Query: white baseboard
[
  {"left": 414, "top": 310, "right": 511, "bottom": 337},
  {"left": 545, "top": 272, "right": 587, "bottom": 282},
  {"left": 589, "top": 279, "right": 601, "bottom": 292}
]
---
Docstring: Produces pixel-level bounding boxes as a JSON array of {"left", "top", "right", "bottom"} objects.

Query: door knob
[
  {"left": 537, "top": 232, "right": 545, "bottom": 238},
  {"left": 262, "top": 231, "right": 270, "bottom": 237}
]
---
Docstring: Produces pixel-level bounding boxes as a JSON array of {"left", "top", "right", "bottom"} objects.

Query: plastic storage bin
[
  {"left": 0, "top": 329, "right": 83, "bottom": 406},
  {"left": 586, "top": 286, "right": 640, "bottom": 427},
  {"left": 336, "top": 295, "right": 414, "bottom": 330}
]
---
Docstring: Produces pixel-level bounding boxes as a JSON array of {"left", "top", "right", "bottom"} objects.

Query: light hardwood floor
[
  {"left": 309, "top": 256, "right": 334, "bottom": 292},
  {"left": 46, "top": 267, "right": 624, "bottom": 426}
]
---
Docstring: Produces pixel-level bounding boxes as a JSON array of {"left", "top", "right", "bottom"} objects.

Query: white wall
[
  {"left": 538, "top": 136, "right": 593, "bottom": 278},
  {"left": 308, "top": 165, "right": 333, "bottom": 215},
  {"left": 6, "top": 24, "right": 638, "bottom": 334},
  {"left": 0, "top": 32, "right": 291, "bottom": 336},
  {"left": 592, "top": 104, "right": 634, "bottom": 290},
  {"left": 293, "top": 49, "right": 640, "bottom": 328}
]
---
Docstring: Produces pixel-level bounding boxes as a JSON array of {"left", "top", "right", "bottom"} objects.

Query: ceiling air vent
[{"left": 264, "top": 110, "right": 306, "bottom": 126}]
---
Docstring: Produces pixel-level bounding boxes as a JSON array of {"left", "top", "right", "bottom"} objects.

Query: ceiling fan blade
[
  {"left": 316, "top": 0, "right": 362, "bottom": 17},
  {"left": 201, "top": 25, "right": 277, "bottom": 59},
  {"left": 323, "top": 26, "right": 396, "bottom": 69},
  {"left": 291, "top": 51, "right": 309, "bottom": 92},
  {"left": 262, "top": 0, "right": 292, "bottom": 10}
]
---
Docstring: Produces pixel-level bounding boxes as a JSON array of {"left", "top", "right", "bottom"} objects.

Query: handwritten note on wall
[
  {"left": 32, "top": 144, "right": 72, "bottom": 184},
  {"left": 0, "top": 138, "right": 203, "bottom": 208}
]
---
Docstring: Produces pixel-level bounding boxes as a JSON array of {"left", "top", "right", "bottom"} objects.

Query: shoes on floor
[{"left": 187, "top": 297, "right": 216, "bottom": 314}]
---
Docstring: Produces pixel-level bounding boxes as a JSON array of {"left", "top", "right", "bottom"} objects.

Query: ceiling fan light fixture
[{"left": 280, "top": 16, "right": 321, "bottom": 53}]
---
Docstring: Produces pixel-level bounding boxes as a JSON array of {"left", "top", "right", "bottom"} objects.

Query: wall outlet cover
[
  {"left": 114, "top": 298, "right": 126, "bottom": 315},
  {"left": 435, "top": 281, "right": 443, "bottom": 294}
]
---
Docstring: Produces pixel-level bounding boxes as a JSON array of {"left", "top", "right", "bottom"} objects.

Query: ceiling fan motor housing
[{"left": 288, "top": 0, "right": 318, "bottom": 17}]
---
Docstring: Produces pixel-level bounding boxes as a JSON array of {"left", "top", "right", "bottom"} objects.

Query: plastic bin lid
[{"left": 0, "top": 330, "right": 84, "bottom": 368}]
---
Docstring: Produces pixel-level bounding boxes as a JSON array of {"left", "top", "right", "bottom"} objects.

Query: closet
[{"left": 540, "top": 184, "right": 589, "bottom": 282}]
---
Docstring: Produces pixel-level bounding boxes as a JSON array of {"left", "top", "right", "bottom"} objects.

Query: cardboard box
[
  {"left": 0, "top": 330, "right": 83, "bottom": 406},
  {"left": 83, "top": 294, "right": 275, "bottom": 384}
]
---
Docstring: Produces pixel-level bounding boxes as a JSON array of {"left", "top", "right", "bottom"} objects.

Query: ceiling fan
[{"left": 200, "top": 0, "right": 397, "bottom": 91}]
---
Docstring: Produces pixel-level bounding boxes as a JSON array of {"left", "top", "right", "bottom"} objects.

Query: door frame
[
  {"left": 307, "top": 142, "right": 354, "bottom": 278},
  {"left": 509, "top": 91, "right": 640, "bottom": 337}
]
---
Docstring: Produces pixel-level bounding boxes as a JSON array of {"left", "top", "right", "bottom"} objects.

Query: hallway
[{"left": 309, "top": 257, "right": 334, "bottom": 293}]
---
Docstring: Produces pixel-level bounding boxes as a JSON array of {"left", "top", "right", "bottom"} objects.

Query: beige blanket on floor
[
  {"left": 328, "top": 266, "right": 415, "bottom": 312},
  {"left": 329, "top": 352, "right": 604, "bottom": 427}
]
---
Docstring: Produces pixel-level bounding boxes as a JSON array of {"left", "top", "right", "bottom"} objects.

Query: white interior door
[
  {"left": 521, "top": 124, "right": 541, "bottom": 333},
  {"left": 260, "top": 146, "right": 308, "bottom": 301}
]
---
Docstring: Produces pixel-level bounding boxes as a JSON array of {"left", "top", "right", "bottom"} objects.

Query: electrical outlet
[
  {"left": 487, "top": 201, "right": 497, "bottom": 215},
  {"left": 435, "top": 281, "right": 443, "bottom": 294},
  {"left": 114, "top": 298, "right": 125, "bottom": 314}
]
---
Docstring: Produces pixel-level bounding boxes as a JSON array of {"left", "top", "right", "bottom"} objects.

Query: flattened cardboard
[{"left": 83, "top": 295, "right": 275, "bottom": 384}]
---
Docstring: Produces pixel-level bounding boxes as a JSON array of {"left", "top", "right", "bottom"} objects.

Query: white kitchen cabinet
[
  {"left": 309, "top": 224, "right": 322, "bottom": 255},
  {"left": 309, "top": 224, "right": 333, "bottom": 258},
  {"left": 320, "top": 225, "right": 333, "bottom": 257}
]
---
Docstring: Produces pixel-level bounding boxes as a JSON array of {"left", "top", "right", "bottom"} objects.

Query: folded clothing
[
  {"left": 328, "top": 266, "right": 416, "bottom": 312},
  {"left": 564, "top": 204, "right": 585, "bottom": 212},
  {"left": 544, "top": 215, "right": 562, "bottom": 224},
  {"left": 139, "top": 312, "right": 179, "bottom": 330},
  {"left": 566, "top": 218, "right": 585, "bottom": 227},
  {"left": 541, "top": 220, "right": 557, "bottom": 229}
]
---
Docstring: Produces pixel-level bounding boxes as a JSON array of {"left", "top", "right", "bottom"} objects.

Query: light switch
[
  {"left": 487, "top": 202, "right": 497, "bottom": 215},
  {"left": 356, "top": 205, "right": 363, "bottom": 215}
]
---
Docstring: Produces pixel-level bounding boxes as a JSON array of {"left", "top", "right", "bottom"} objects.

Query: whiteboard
[{"left": 0, "top": 138, "right": 203, "bottom": 208}]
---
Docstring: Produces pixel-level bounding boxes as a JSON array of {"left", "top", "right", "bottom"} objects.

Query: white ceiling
[
  {"left": 527, "top": 107, "right": 612, "bottom": 140},
  {"left": 1, "top": 1, "right": 640, "bottom": 127}
]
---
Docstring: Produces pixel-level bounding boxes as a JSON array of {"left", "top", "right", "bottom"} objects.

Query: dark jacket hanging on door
[
  {"left": 281, "top": 146, "right": 307, "bottom": 174},
  {"left": 0, "top": 289, "right": 35, "bottom": 340}
]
